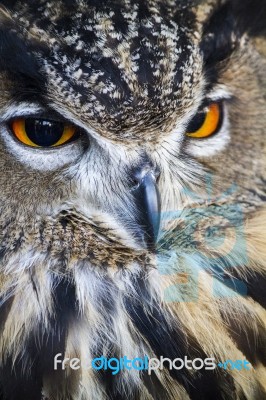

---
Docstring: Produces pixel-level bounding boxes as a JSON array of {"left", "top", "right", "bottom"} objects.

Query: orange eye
[
  {"left": 11, "top": 118, "right": 80, "bottom": 148},
  {"left": 186, "top": 103, "right": 222, "bottom": 139}
]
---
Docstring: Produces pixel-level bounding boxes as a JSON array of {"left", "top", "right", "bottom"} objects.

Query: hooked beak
[{"left": 132, "top": 167, "right": 161, "bottom": 251}]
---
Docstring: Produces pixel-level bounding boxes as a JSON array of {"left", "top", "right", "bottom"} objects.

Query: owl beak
[{"left": 132, "top": 168, "right": 161, "bottom": 251}]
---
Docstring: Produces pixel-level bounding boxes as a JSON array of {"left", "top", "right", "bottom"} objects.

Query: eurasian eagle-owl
[{"left": 0, "top": 0, "right": 265, "bottom": 399}]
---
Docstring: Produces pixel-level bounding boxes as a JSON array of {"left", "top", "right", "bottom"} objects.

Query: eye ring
[
  {"left": 186, "top": 102, "right": 223, "bottom": 139},
  {"left": 10, "top": 118, "right": 81, "bottom": 148}
]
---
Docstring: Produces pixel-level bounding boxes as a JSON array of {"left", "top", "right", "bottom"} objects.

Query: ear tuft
[
  {"left": 201, "top": 0, "right": 266, "bottom": 66},
  {"left": 231, "top": 0, "right": 266, "bottom": 37}
]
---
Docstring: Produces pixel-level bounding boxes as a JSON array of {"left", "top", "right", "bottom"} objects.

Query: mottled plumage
[{"left": 0, "top": 1, "right": 265, "bottom": 399}]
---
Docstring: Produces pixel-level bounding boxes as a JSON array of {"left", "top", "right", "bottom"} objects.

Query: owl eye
[
  {"left": 186, "top": 103, "right": 222, "bottom": 138},
  {"left": 10, "top": 118, "right": 81, "bottom": 148}
]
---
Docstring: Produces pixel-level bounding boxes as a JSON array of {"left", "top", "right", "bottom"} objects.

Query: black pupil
[
  {"left": 186, "top": 110, "right": 207, "bottom": 133},
  {"left": 25, "top": 119, "right": 64, "bottom": 147}
]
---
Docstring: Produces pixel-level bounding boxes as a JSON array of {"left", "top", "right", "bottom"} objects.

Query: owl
[{"left": 0, "top": 0, "right": 265, "bottom": 399}]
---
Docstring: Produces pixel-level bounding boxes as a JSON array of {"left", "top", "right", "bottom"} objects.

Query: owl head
[
  {"left": 0, "top": 1, "right": 265, "bottom": 400},
  {"left": 0, "top": 0, "right": 264, "bottom": 252}
]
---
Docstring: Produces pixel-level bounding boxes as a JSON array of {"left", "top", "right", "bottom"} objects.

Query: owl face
[
  {"left": 0, "top": 0, "right": 264, "bottom": 260},
  {"left": 0, "top": 1, "right": 266, "bottom": 400}
]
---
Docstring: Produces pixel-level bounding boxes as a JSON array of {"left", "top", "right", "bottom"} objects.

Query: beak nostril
[
  {"left": 155, "top": 171, "right": 160, "bottom": 184},
  {"left": 132, "top": 165, "right": 160, "bottom": 183},
  {"left": 132, "top": 177, "right": 140, "bottom": 188},
  {"left": 131, "top": 167, "right": 160, "bottom": 192}
]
